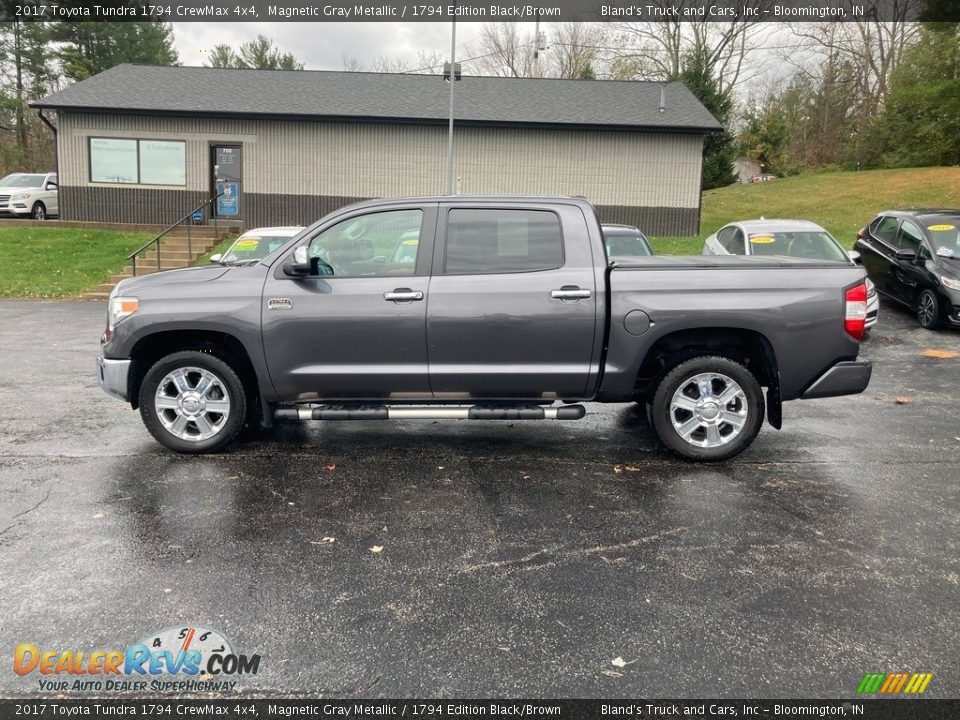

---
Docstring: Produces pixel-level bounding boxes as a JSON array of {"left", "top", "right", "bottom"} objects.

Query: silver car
[{"left": 702, "top": 219, "right": 879, "bottom": 329}]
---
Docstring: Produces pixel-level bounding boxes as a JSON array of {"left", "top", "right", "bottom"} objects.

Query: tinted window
[
  {"left": 895, "top": 221, "right": 923, "bottom": 253},
  {"left": 445, "top": 209, "right": 563, "bottom": 274},
  {"left": 308, "top": 209, "right": 422, "bottom": 277},
  {"left": 871, "top": 216, "right": 899, "bottom": 245},
  {"left": 923, "top": 215, "right": 960, "bottom": 260},
  {"left": 604, "top": 232, "right": 652, "bottom": 257}
]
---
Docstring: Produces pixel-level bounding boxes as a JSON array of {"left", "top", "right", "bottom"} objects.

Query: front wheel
[
  {"left": 31, "top": 202, "right": 46, "bottom": 220},
  {"left": 139, "top": 351, "right": 247, "bottom": 453},
  {"left": 916, "top": 289, "right": 942, "bottom": 330},
  {"left": 650, "top": 356, "right": 765, "bottom": 461}
]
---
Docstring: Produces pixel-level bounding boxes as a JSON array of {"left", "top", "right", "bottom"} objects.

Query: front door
[
  {"left": 889, "top": 219, "right": 925, "bottom": 304},
  {"left": 211, "top": 145, "right": 242, "bottom": 218},
  {"left": 426, "top": 204, "right": 598, "bottom": 400},
  {"left": 261, "top": 205, "right": 436, "bottom": 401}
]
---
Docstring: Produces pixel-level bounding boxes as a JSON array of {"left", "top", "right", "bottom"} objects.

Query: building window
[{"left": 89, "top": 137, "right": 186, "bottom": 186}]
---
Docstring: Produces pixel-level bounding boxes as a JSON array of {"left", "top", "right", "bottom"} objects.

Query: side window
[
  {"left": 719, "top": 226, "right": 745, "bottom": 254},
  {"left": 444, "top": 209, "right": 563, "bottom": 274},
  {"left": 871, "top": 216, "right": 899, "bottom": 245},
  {"left": 307, "top": 209, "right": 422, "bottom": 277},
  {"left": 895, "top": 221, "right": 923, "bottom": 253}
]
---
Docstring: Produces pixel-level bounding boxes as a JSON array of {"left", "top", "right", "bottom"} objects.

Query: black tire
[
  {"left": 916, "top": 289, "right": 942, "bottom": 330},
  {"left": 650, "top": 355, "right": 765, "bottom": 462},
  {"left": 139, "top": 350, "right": 247, "bottom": 453},
  {"left": 31, "top": 202, "right": 46, "bottom": 220}
]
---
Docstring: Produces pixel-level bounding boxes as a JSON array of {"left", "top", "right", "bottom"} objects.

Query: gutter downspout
[{"left": 37, "top": 108, "right": 61, "bottom": 219}]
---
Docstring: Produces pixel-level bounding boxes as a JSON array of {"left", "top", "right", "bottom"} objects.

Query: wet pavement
[{"left": 1, "top": 299, "right": 958, "bottom": 699}]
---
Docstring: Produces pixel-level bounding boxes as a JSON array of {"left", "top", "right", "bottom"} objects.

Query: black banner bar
[
  {"left": 1, "top": 0, "right": 957, "bottom": 23},
  {"left": 1, "top": 699, "right": 960, "bottom": 720}
]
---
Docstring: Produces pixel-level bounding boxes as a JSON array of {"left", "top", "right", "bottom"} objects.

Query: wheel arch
[
  {"left": 633, "top": 326, "right": 782, "bottom": 429},
  {"left": 127, "top": 330, "right": 260, "bottom": 417}
]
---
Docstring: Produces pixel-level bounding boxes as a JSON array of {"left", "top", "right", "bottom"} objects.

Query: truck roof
[{"left": 338, "top": 194, "right": 596, "bottom": 212}]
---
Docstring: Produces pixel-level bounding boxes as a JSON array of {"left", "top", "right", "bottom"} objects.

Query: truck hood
[{"left": 114, "top": 265, "right": 230, "bottom": 296}]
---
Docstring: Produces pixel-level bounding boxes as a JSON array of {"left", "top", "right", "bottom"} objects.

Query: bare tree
[
  {"left": 342, "top": 50, "right": 446, "bottom": 74},
  {"left": 611, "top": 4, "right": 767, "bottom": 93},
  {"left": 473, "top": 22, "right": 535, "bottom": 78},
  {"left": 549, "top": 23, "right": 603, "bottom": 79}
]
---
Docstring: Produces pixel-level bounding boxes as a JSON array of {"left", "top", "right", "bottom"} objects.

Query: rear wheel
[
  {"left": 916, "top": 289, "right": 942, "bottom": 330},
  {"left": 139, "top": 351, "right": 246, "bottom": 453},
  {"left": 650, "top": 356, "right": 764, "bottom": 461}
]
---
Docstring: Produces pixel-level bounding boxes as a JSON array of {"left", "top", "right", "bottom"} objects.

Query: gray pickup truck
[{"left": 97, "top": 196, "right": 872, "bottom": 461}]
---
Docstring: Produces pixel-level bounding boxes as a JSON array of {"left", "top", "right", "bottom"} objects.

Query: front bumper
[
  {"left": 97, "top": 356, "right": 131, "bottom": 401},
  {"left": 801, "top": 360, "right": 872, "bottom": 399}
]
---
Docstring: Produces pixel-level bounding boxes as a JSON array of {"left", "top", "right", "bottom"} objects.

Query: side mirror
[
  {"left": 46, "top": 183, "right": 57, "bottom": 191},
  {"left": 209, "top": 254, "right": 222, "bottom": 263},
  {"left": 283, "top": 246, "right": 312, "bottom": 276},
  {"left": 847, "top": 250, "right": 861, "bottom": 263},
  {"left": 895, "top": 249, "right": 916, "bottom": 262}
]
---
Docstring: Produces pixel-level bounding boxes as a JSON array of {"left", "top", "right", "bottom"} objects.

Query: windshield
[
  {"left": 220, "top": 234, "right": 298, "bottom": 264},
  {"left": 925, "top": 216, "right": 960, "bottom": 263},
  {"left": 0, "top": 174, "right": 45, "bottom": 188},
  {"left": 604, "top": 233, "right": 652, "bottom": 257},
  {"left": 748, "top": 230, "right": 848, "bottom": 262}
]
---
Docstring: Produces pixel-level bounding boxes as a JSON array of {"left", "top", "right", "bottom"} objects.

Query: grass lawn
[
  {"left": 0, "top": 226, "right": 151, "bottom": 298},
  {"left": 650, "top": 166, "right": 960, "bottom": 255}
]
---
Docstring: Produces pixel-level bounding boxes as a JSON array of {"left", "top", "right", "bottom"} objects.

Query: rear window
[
  {"left": 444, "top": 209, "right": 563, "bottom": 274},
  {"left": 748, "top": 231, "right": 848, "bottom": 262},
  {"left": 604, "top": 232, "right": 652, "bottom": 258}
]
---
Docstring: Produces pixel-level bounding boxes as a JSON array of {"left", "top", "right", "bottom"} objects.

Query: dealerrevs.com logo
[{"left": 13, "top": 626, "right": 261, "bottom": 693}]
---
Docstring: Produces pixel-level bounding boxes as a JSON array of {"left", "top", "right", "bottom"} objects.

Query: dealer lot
[{"left": 1, "top": 299, "right": 958, "bottom": 698}]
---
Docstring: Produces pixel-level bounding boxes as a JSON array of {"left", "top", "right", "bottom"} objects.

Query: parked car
[
  {"left": 601, "top": 224, "right": 654, "bottom": 258},
  {"left": 0, "top": 172, "right": 58, "bottom": 219},
  {"left": 97, "top": 195, "right": 871, "bottom": 462},
  {"left": 855, "top": 209, "right": 960, "bottom": 329},
  {"left": 702, "top": 219, "right": 879, "bottom": 330},
  {"left": 210, "top": 227, "right": 305, "bottom": 265},
  {"left": 750, "top": 173, "right": 777, "bottom": 183}
]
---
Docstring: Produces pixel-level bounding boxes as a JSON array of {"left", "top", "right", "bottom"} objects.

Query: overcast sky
[{"left": 172, "top": 22, "right": 501, "bottom": 72}]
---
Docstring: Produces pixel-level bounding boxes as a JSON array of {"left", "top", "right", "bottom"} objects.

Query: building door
[{"left": 211, "top": 145, "right": 242, "bottom": 218}]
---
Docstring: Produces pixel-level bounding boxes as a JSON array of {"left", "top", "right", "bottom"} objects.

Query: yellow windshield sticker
[
  {"left": 234, "top": 238, "right": 260, "bottom": 250},
  {"left": 749, "top": 235, "right": 776, "bottom": 244},
  {"left": 402, "top": 239, "right": 419, "bottom": 245},
  {"left": 928, "top": 224, "right": 955, "bottom": 231}
]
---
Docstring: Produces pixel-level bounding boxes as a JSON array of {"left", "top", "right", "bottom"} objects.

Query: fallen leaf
[
  {"left": 600, "top": 669, "right": 623, "bottom": 678},
  {"left": 922, "top": 348, "right": 959, "bottom": 359},
  {"left": 497, "top": 646, "right": 511, "bottom": 652},
  {"left": 895, "top": 397, "right": 911, "bottom": 405},
  {"left": 309, "top": 537, "right": 336, "bottom": 545},
  {"left": 369, "top": 545, "right": 384, "bottom": 554},
  {"left": 612, "top": 657, "right": 627, "bottom": 668},
  {"left": 92, "top": 513, "right": 104, "bottom": 519},
  {"left": 623, "top": 465, "right": 641, "bottom": 472},
  {"left": 613, "top": 465, "right": 623, "bottom": 474},
  {"left": 323, "top": 464, "right": 336, "bottom": 472},
  {"left": 163, "top": 588, "right": 172, "bottom": 594},
  {"left": 287, "top": 502, "right": 295, "bottom": 506},
  {"left": 438, "top": 466, "right": 445, "bottom": 470}
]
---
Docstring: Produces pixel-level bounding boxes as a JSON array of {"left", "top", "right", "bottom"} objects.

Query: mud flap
[{"left": 766, "top": 385, "right": 782, "bottom": 430}]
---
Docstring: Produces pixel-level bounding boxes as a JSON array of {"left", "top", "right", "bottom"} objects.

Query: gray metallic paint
[{"left": 103, "top": 196, "right": 869, "bottom": 412}]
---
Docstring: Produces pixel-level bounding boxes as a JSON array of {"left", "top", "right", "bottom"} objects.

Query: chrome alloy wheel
[
  {"left": 154, "top": 366, "right": 231, "bottom": 442},
  {"left": 669, "top": 372, "right": 749, "bottom": 448}
]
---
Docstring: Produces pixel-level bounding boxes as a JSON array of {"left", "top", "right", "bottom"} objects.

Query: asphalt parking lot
[{"left": 1, "top": 299, "right": 958, "bottom": 699}]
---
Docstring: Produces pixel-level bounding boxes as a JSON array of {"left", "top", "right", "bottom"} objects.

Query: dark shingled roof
[{"left": 32, "top": 64, "right": 723, "bottom": 133}]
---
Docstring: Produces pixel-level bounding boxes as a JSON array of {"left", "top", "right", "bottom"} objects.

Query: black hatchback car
[{"left": 855, "top": 209, "right": 960, "bottom": 329}]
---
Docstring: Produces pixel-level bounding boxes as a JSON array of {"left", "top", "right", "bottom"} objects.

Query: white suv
[{"left": 0, "top": 172, "right": 58, "bottom": 219}]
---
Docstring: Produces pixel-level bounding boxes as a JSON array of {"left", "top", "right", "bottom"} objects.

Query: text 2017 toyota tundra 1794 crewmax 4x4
[{"left": 97, "top": 196, "right": 872, "bottom": 461}]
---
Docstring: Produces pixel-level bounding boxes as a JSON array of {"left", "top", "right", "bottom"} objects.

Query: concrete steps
[{"left": 77, "top": 227, "right": 235, "bottom": 300}]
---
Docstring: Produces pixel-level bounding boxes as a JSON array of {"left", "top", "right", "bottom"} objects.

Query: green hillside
[{"left": 651, "top": 166, "right": 960, "bottom": 255}]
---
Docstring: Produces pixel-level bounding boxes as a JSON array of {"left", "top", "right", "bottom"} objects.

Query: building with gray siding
[{"left": 32, "top": 64, "right": 721, "bottom": 235}]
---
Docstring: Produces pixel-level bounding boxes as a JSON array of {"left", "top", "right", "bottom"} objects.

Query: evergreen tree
[
  {"left": 51, "top": 22, "right": 178, "bottom": 81},
  {"left": 676, "top": 49, "right": 736, "bottom": 189},
  {"left": 204, "top": 35, "right": 303, "bottom": 71}
]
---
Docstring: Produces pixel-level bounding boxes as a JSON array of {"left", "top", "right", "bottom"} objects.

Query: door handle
[
  {"left": 384, "top": 289, "right": 424, "bottom": 302},
  {"left": 551, "top": 286, "right": 591, "bottom": 300}
]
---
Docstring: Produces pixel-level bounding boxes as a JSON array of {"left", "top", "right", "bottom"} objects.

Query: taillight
[
  {"left": 845, "top": 283, "right": 867, "bottom": 340},
  {"left": 856, "top": 227, "right": 865, "bottom": 240}
]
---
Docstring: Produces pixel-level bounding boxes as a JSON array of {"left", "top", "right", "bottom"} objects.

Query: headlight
[
  {"left": 108, "top": 296, "right": 139, "bottom": 331},
  {"left": 11, "top": 192, "right": 31, "bottom": 201},
  {"left": 941, "top": 275, "right": 960, "bottom": 291}
]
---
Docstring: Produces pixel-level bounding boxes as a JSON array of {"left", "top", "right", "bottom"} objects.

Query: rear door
[
  {"left": 426, "top": 203, "right": 598, "bottom": 400},
  {"left": 858, "top": 215, "right": 899, "bottom": 295},
  {"left": 261, "top": 204, "right": 436, "bottom": 401}
]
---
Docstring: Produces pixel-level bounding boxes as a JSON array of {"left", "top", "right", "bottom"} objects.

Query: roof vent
[{"left": 659, "top": 83, "right": 666, "bottom": 113}]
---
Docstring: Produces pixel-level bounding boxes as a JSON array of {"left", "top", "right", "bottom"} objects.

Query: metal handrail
[{"left": 129, "top": 191, "right": 225, "bottom": 276}]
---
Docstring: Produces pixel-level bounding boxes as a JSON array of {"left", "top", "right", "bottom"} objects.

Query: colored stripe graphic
[{"left": 857, "top": 672, "right": 932, "bottom": 694}]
